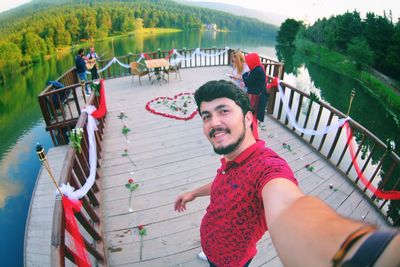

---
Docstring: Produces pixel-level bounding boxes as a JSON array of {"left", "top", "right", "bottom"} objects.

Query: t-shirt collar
[{"left": 219, "top": 140, "right": 265, "bottom": 171}]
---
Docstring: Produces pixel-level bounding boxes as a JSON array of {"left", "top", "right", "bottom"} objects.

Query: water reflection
[
  {"left": 0, "top": 121, "right": 51, "bottom": 267},
  {"left": 0, "top": 179, "right": 20, "bottom": 209}
]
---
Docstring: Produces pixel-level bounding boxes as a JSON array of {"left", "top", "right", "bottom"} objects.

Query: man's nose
[{"left": 209, "top": 114, "right": 222, "bottom": 127}]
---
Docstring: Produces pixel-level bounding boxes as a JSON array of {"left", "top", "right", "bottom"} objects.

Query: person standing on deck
[
  {"left": 75, "top": 48, "right": 90, "bottom": 95},
  {"left": 174, "top": 80, "right": 400, "bottom": 267},
  {"left": 86, "top": 46, "right": 99, "bottom": 80},
  {"left": 242, "top": 53, "right": 268, "bottom": 138},
  {"left": 229, "top": 50, "right": 249, "bottom": 92}
]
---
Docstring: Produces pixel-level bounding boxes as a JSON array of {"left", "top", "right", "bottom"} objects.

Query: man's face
[
  {"left": 200, "top": 97, "right": 249, "bottom": 155},
  {"left": 90, "top": 47, "right": 95, "bottom": 53}
]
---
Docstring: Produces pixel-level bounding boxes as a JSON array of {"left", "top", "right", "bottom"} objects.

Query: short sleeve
[{"left": 256, "top": 154, "right": 297, "bottom": 199}]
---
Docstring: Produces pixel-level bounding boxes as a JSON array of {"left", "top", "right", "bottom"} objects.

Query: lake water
[{"left": 0, "top": 30, "right": 398, "bottom": 266}]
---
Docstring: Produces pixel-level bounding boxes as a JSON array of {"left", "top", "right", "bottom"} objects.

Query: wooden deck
[
  {"left": 25, "top": 66, "right": 390, "bottom": 267},
  {"left": 100, "top": 66, "right": 388, "bottom": 267}
]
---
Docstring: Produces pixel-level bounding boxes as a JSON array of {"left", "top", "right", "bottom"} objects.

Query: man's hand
[
  {"left": 174, "top": 182, "right": 212, "bottom": 212},
  {"left": 174, "top": 192, "right": 196, "bottom": 212}
]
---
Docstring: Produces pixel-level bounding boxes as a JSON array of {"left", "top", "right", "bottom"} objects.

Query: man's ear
[{"left": 245, "top": 111, "right": 253, "bottom": 129}]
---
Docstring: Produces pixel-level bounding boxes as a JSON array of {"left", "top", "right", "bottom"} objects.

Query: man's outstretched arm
[
  {"left": 262, "top": 178, "right": 400, "bottom": 267},
  {"left": 174, "top": 182, "right": 213, "bottom": 212}
]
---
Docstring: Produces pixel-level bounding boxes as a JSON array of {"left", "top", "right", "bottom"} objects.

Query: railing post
[{"left": 227, "top": 49, "right": 233, "bottom": 66}]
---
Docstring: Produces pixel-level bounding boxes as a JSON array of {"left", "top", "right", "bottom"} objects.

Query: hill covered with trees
[
  {"left": 276, "top": 11, "right": 400, "bottom": 114},
  {"left": 0, "top": 0, "right": 277, "bottom": 75},
  {"left": 277, "top": 11, "right": 400, "bottom": 80}
]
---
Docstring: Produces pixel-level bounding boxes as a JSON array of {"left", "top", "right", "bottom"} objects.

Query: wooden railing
[
  {"left": 96, "top": 48, "right": 284, "bottom": 80},
  {"left": 38, "top": 68, "right": 94, "bottom": 146},
  {"left": 51, "top": 93, "right": 107, "bottom": 266},
  {"left": 268, "top": 80, "right": 400, "bottom": 226}
]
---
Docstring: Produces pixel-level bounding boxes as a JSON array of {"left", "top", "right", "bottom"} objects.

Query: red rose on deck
[{"left": 137, "top": 224, "right": 147, "bottom": 236}]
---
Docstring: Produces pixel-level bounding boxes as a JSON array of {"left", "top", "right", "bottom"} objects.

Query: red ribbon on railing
[
  {"left": 266, "top": 76, "right": 278, "bottom": 90},
  {"left": 164, "top": 49, "right": 174, "bottom": 60},
  {"left": 62, "top": 196, "right": 91, "bottom": 267},
  {"left": 344, "top": 122, "right": 400, "bottom": 200},
  {"left": 91, "top": 79, "right": 107, "bottom": 119},
  {"left": 142, "top": 53, "right": 151, "bottom": 60}
]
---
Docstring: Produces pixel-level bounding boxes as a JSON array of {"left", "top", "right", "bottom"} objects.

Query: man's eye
[{"left": 202, "top": 115, "right": 210, "bottom": 121}]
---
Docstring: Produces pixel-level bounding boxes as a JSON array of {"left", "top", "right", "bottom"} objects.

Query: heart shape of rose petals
[{"left": 145, "top": 93, "right": 197, "bottom": 120}]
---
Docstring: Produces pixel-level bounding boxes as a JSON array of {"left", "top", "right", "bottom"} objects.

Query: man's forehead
[{"left": 200, "top": 97, "right": 238, "bottom": 111}]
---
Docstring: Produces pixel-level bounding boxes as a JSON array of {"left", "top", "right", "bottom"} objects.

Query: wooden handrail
[{"left": 51, "top": 95, "right": 107, "bottom": 266}]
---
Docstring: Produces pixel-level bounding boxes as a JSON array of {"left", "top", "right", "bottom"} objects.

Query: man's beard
[{"left": 211, "top": 120, "right": 246, "bottom": 155}]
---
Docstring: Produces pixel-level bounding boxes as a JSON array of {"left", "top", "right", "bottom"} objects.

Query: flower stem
[
  {"left": 139, "top": 235, "right": 143, "bottom": 261},
  {"left": 127, "top": 155, "right": 136, "bottom": 166},
  {"left": 128, "top": 190, "right": 133, "bottom": 212}
]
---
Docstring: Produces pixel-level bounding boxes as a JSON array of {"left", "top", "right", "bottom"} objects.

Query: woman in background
[{"left": 230, "top": 50, "right": 249, "bottom": 91}]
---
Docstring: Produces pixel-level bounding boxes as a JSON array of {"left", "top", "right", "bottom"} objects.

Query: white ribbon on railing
[
  {"left": 59, "top": 105, "right": 98, "bottom": 199},
  {"left": 170, "top": 47, "right": 230, "bottom": 65},
  {"left": 86, "top": 47, "right": 230, "bottom": 74},
  {"left": 86, "top": 56, "right": 143, "bottom": 74},
  {"left": 276, "top": 80, "right": 350, "bottom": 135},
  {"left": 137, "top": 54, "right": 145, "bottom": 63},
  {"left": 114, "top": 58, "right": 131, "bottom": 69}
]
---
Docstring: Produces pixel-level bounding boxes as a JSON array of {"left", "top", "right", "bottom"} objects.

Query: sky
[
  {"left": 0, "top": 0, "right": 31, "bottom": 13},
  {"left": 0, "top": 0, "right": 399, "bottom": 23},
  {"left": 188, "top": 0, "right": 400, "bottom": 23}
]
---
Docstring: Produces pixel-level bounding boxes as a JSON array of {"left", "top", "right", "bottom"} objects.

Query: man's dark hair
[
  {"left": 195, "top": 80, "right": 251, "bottom": 115},
  {"left": 78, "top": 48, "right": 84, "bottom": 55}
]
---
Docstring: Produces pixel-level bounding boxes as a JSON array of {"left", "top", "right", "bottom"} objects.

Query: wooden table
[{"left": 145, "top": 59, "right": 170, "bottom": 84}]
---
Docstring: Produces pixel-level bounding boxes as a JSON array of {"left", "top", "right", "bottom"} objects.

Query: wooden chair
[
  {"left": 130, "top": 62, "right": 150, "bottom": 85},
  {"left": 164, "top": 61, "right": 181, "bottom": 82}
]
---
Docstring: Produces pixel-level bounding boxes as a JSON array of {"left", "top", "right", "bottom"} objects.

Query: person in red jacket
[{"left": 242, "top": 53, "right": 267, "bottom": 139}]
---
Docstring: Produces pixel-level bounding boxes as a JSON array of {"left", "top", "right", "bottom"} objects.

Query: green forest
[
  {"left": 0, "top": 0, "right": 276, "bottom": 75},
  {"left": 276, "top": 11, "right": 400, "bottom": 80},
  {"left": 276, "top": 11, "right": 400, "bottom": 113}
]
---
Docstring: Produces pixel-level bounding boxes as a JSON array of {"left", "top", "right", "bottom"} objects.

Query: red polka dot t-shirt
[{"left": 200, "top": 140, "right": 297, "bottom": 266}]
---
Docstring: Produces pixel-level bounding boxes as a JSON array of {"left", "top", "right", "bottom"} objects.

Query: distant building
[{"left": 203, "top": 23, "right": 218, "bottom": 31}]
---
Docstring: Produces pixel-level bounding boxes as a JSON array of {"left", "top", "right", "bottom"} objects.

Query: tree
[
  {"left": 346, "top": 36, "right": 374, "bottom": 69},
  {"left": 134, "top": 18, "right": 144, "bottom": 31},
  {"left": 364, "top": 12, "right": 394, "bottom": 72},
  {"left": 276, "top": 19, "right": 302, "bottom": 47},
  {"left": 0, "top": 42, "right": 22, "bottom": 74},
  {"left": 21, "top": 31, "right": 46, "bottom": 63},
  {"left": 386, "top": 23, "right": 400, "bottom": 77},
  {"left": 334, "top": 11, "right": 362, "bottom": 51},
  {"left": 65, "top": 16, "right": 79, "bottom": 44}
]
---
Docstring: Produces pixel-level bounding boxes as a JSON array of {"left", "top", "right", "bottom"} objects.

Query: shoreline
[{"left": 47, "top": 28, "right": 183, "bottom": 59}]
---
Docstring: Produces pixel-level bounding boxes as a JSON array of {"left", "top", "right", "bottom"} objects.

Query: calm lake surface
[{"left": 0, "top": 30, "right": 398, "bottom": 266}]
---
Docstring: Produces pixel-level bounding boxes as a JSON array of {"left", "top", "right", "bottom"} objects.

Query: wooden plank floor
[{"left": 100, "top": 66, "right": 388, "bottom": 267}]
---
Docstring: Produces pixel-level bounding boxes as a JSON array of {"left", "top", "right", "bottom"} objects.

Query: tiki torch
[
  {"left": 35, "top": 143, "right": 63, "bottom": 196},
  {"left": 346, "top": 88, "right": 356, "bottom": 116}
]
